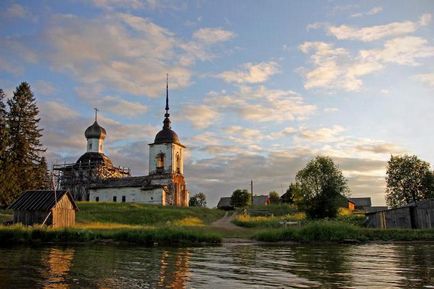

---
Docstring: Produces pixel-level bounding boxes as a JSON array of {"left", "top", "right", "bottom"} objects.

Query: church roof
[
  {"left": 153, "top": 75, "right": 182, "bottom": 145},
  {"left": 85, "top": 121, "right": 106, "bottom": 139},
  {"left": 76, "top": 152, "right": 113, "bottom": 167},
  {"left": 91, "top": 176, "right": 148, "bottom": 188}
]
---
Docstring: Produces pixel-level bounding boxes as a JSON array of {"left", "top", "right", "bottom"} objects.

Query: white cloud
[
  {"left": 351, "top": 6, "right": 383, "bottom": 18},
  {"left": 324, "top": 107, "right": 339, "bottom": 113},
  {"left": 414, "top": 73, "right": 434, "bottom": 87},
  {"left": 298, "top": 125, "right": 345, "bottom": 143},
  {"left": 180, "top": 104, "right": 219, "bottom": 129},
  {"left": 206, "top": 86, "right": 316, "bottom": 123},
  {"left": 217, "top": 61, "right": 280, "bottom": 84},
  {"left": 299, "top": 41, "right": 383, "bottom": 91},
  {"left": 328, "top": 13, "right": 431, "bottom": 42},
  {"left": 360, "top": 36, "right": 434, "bottom": 65},
  {"left": 193, "top": 28, "right": 235, "bottom": 44},
  {"left": 299, "top": 36, "right": 434, "bottom": 91}
]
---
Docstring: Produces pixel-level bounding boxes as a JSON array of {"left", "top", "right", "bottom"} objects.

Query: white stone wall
[
  {"left": 89, "top": 187, "right": 165, "bottom": 205},
  {"left": 148, "top": 143, "right": 184, "bottom": 175},
  {"left": 87, "top": 138, "right": 103, "bottom": 153}
]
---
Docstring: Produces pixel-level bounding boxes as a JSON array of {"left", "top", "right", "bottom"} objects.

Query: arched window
[
  {"left": 156, "top": 153, "right": 165, "bottom": 172},
  {"left": 176, "top": 153, "right": 180, "bottom": 173}
]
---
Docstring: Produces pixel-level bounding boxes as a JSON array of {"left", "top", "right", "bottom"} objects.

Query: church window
[
  {"left": 176, "top": 153, "right": 181, "bottom": 173},
  {"left": 88, "top": 143, "right": 92, "bottom": 150},
  {"left": 156, "top": 153, "right": 165, "bottom": 171},
  {"left": 122, "top": 196, "right": 126, "bottom": 203},
  {"left": 96, "top": 197, "right": 99, "bottom": 202},
  {"left": 113, "top": 196, "right": 117, "bottom": 202}
]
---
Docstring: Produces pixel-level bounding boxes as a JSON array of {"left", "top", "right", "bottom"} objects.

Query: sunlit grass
[
  {"left": 73, "top": 222, "right": 147, "bottom": 230},
  {"left": 172, "top": 217, "right": 205, "bottom": 227},
  {"left": 233, "top": 213, "right": 306, "bottom": 228},
  {"left": 253, "top": 220, "right": 434, "bottom": 242}
]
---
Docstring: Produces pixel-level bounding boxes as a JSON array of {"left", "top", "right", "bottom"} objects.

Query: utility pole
[{"left": 251, "top": 179, "right": 254, "bottom": 206}]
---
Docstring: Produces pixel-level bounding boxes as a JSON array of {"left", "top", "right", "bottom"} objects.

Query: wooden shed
[{"left": 8, "top": 190, "right": 79, "bottom": 227}]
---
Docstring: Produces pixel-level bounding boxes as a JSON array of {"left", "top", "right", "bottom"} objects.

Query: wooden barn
[{"left": 8, "top": 190, "right": 79, "bottom": 227}]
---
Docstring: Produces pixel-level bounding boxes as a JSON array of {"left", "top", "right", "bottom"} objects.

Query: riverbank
[
  {"left": 2, "top": 204, "right": 434, "bottom": 246},
  {"left": 252, "top": 220, "right": 434, "bottom": 242}
]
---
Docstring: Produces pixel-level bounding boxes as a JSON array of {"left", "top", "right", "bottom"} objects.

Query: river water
[{"left": 0, "top": 243, "right": 433, "bottom": 288}]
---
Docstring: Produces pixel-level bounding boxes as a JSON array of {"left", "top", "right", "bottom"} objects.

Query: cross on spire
[{"left": 94, "top": 107, "right": 99, "bottom": 122}]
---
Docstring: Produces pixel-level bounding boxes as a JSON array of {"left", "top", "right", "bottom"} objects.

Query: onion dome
[
  {"left": 75, "top": 152, "right": 113, "bottom": 167},
  {"left": 154, "top": 74, "right": 181, "bottom": 144},
  {"left": 85, "top": 121, "right": 106, "bottom": 139}
]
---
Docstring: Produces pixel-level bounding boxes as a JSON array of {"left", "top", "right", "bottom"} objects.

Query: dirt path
[{"left": 209, "top": 211, "right": 243, "bottom": 230}]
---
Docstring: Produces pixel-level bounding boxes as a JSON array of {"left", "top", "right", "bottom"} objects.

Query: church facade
[{"left": 87, "top": 82, "right": 189, "bottom": 206}]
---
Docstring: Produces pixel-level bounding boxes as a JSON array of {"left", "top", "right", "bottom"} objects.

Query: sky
[{"left": 1, "top": 0, "right": 434, "bottom": 207}]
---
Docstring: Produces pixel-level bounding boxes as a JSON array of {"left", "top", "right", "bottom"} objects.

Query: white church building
[{"left": 88, "top": 81, "right": 189, "bottom": 206}]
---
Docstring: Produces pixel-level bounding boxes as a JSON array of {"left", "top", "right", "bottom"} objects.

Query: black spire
[
  {"left": 163, "top": 74, "right": 171, "bottom": 129},
  {"left": 165, "top": 73, "right": 169, "bottom": 117},
  {"left": 94, "top": 107, "right": 99, "bottom": 122}
]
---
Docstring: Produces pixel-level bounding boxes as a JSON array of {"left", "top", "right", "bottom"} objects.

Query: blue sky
[{"left": 1, "top": 0, "right": 434, "bottom": 206}]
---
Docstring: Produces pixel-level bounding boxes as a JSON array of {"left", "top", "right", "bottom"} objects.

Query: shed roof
[
  {"left": 253, "top": 195, "right": 269, "bottom": 206},
  {"left": 8, "top": 190, "right": 78, "bottom": 211},
  {"left": 348, "top": 197, "right": 372, "bottom": 207},
  {"left": 217, "top": 197, "right": 232, "bottom": 208}
]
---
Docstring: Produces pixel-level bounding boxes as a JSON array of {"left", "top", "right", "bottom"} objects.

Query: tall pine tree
[
  {"left": 0, "top": 89, "right": 12, "bottom": 207},
  {"left": 4, "top": 82, "right": 48, "bottom": 205}
]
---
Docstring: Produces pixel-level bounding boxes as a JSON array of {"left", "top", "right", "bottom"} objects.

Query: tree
[
  {"left": 189, "top": 192, "right": 207, "bottom": 207},
  {"left": 3, "top": 82, "right": 47, "bottom": 205},
  {"left": 231, "top": 189, "right": 251, "bottom": 208},
  {"left": 281, "top": 182, "right": 302, "bottom": 205},
  {"left": 0, "top": 89, "right": 12, "bottom": 207},
  {"left": 385, "top": 155, "right": 434, "bottom": 208},
  {"left": 268, "top": 191, "right": 280, "bottom": 204},
  {"left": 296, "top": 156, "right": 349, "bottom": 219}
]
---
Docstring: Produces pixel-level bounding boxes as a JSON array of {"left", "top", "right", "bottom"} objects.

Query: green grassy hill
[{"left": 76, "top": 202, "right": 225, "bottom": 227}]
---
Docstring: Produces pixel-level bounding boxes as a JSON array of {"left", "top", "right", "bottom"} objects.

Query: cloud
[
  {"left": 34, "top": 81, "right": 56, "bottom": 96},
  {"left": 414, "top": 73, "right": 434, "bottom": 87},
  {"left": 193, "top": 28, "right": 235, "bottom": 44},
  {"left": 328, "top": 13, "right": 431, "bottom": 42},
  {"left": 180, "top": 104, "right": 219, "bottom": 129},
  {"left": 4, "top": 3, "right": 28, "bottom": 18},
  {"left": 324, "top": 107, "right": 339, "bottom": 113},
  {"left": 351, "top": 6, "right": 383, "bottom": 18},
  {"left": 217, "top": 61, "right": 280, "bottom": 84},
  {"left": 298, "top": 41, "right": 383, "bottom": 91},
  {"left": 360, "top": 36, "right": 434, "bottom": 65},
  {"left": 206, "top": 86, "right": 316, "bottom": 123},
  {"left": 298, "top": 125, "right": 345, "bottom": 143},
  {"left": 299, "top": 36, "right": 434, "bottom": 91},
  {"left": 355, "top": 142, "right": 404, "bottom": 154}
]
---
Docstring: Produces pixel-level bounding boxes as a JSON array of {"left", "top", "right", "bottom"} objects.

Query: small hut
[{"left": 8, "top": 190, "right": 79, "bottom": 227}]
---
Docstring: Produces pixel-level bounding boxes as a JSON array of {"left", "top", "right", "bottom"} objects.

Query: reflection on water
[{"left": 0, "top": 243, "right": 433, "bottom": 288}]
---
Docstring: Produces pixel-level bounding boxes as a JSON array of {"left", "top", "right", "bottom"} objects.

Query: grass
[
  {"left": 0, "top": 209, "right": 12, "bottom": 224},
  {"left": 253, "top": 220, "right": 434, "bottom": 242},
  {"left": 75, "top": 202, "right": 225, "bottom": 226},
  {"left": 247, "top": 204, "right": 298, "bottom": 216},
  {"left": 0, "top": 224, "right": 222, "bottom": 246},
  {"left": 233, "top": 213, "right": 305, "bottom": 228}
]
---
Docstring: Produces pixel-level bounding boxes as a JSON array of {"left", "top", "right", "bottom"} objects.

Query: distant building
[
  {"left": 89, "top": 80, "right": 189, "bottom": 206},
  {"left": 8, "top": 190, "right": 78, "bottom": 227},
  {"left": 252, "top": 195, "right": 270, "bottom": 206},
  {"left": 217, "top": 197, "right": 233, "bottom": 210},
  {"left": 348, "top": 197, "right": 372, "bottom": 211}
]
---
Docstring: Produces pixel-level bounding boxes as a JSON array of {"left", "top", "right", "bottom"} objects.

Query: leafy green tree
[
  {"left": 296, "top": 156, "right": 349, "bottom": 219},
  {"left": 189, "top": 192, "right": 207, "bottom": 207},
  {"left": 4, "top": 82, "right": 47, "bottom": 204},
  {"left": 268, "top": 191, "right": 280, "bottom": 204},
  {"left": 231, "top": 189, "right": 251, "bottom": 208},
  {"left": 386, "top": 155, "right": 434, "bottom": 208},
  {"left": 281, "top": 182, "right": 302, "bottom": 205}
]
